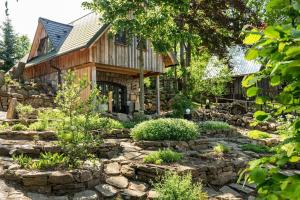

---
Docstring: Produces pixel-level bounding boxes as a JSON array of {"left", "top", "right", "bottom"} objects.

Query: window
[
  {"left": 37, "top": 37, "right": 52, "bottom": 56},
  {"left": 115, "top": 31, "right": 127, "bottom": 45},
  {"left": 137, "top": 37, "right": 147, "bottom": 50}
]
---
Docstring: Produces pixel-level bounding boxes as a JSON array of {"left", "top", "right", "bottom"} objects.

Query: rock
[
  {"left": 73, "top": 190, "right": 98, "bottom": 200},
  {"left": 48, "top": 171, "right": 74, "bottom": 184},
  {"left": 95, "top": 184, "right": 118, "bottom": 197},
  {"left": 128, "top": 181, "right": 149, "bottom": 192},
  {"left": 147, "top": 190, "right": 159, "bottom": 199},
  {"left": 203, "top": 187, "right": 220, "bottom": 197},
  {"left": 121, "top": 165, "right": 135, "bottom": 178},
  {"left": 106, "top": 176, "right": 129, "bottom": 189},
  {"left": 229, "top": 183, "right": 254, "bottom": 195},
  {"left": 22, "top": 172, "right": 50, "bottom": 186},
  {"left": 104, "top": 162, "right": 120, "bottom": 175},
  {"left": 6, "top": 98, "right": 17, "bottom": 119},
  {"left": 48, "top": 196, "right": 69, "bottom": 200},
  {"left": 26, "top": 193, "right": 48, "bottom": 200},
  {"left": 219, "top": 186, "right": 242, "bottom": 197},
  {"left": 117, "top": 113, "right": 130, "bottom": 122},
  {"left": 72, "top": 170, "right": 93, "bottom": 183},
  {"left": 122, "top": 189, "right": 146, "bottom": 199}
]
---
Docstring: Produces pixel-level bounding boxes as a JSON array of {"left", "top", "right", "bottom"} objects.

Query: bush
[
  {"left": 214, "top": 143, "right": 230, "bottom": 154},
  {"left": 16, "top": 103, "right": 34, "bottom": 121},
  {"left": 241, "top": 144, "right": 271, "bottom": 153},
  {"left": 247, "top": 130, "right": 271, "bottom": 139},
  {"left": 171, "top": 94, "right": 193, "bottom": 118},
  {"left": 75, "top": 115, "right": 124, "bottom": 130},
  {"left": 144, "top": 149, "right": 182, "bottom": 165},
  {"left": 29, "top": 121, "right": 47, "bottom": 131},
  {"left": 12, "top": 123, "right": 28, "bottom": 131},
  {"left": 0, "top": 122, "right": 9, "bottom": 131},
  {"left": 199, "top": 121, "right": 231, "bottom": 132},
  {"left": 154, "top": 172, "right": 206, "bottom": 200},
  {"left": 131, "top": 118, "right": 199, "bottom": 141},
  {"left": 13, "top": 152, "right": 68, "bottom": 170},
  {"left": 122, "top": 113, "right": 148, "bottom": 129}
]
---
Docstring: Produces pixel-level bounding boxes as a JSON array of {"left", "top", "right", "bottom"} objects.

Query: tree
[
  {"left": 0, "top": 17, "right": 17, "bottom": 72},
  {"left": 240, "top": 0, "right": 300, "bottom": 199},
  {"left": 0, "top": 17, "right": 30, "bottom": 72},
  {"left": 82, "top": 0, "right": 257, "bottom": 95}
]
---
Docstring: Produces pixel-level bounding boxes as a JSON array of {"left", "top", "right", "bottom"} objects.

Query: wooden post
[
  {"left": 139, "top": 48, "right": 145, "bottom": 113},
  {"left": 108, "top": 91, "right": 113, "bottom": 113},
  {"left": 156, "top": 74, "right": 161, "bottom": 115},
  {"left": 6, "top": 98, "right": 17, "bottom": 119},
  {"left": 91, "top": 66, "right": 97, "bottom": 89}
]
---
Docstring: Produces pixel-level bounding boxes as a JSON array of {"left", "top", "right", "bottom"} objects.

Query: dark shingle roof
[
  {"left": 26, "top": 12, "right": 106, "bottom": 67},
  {"left": 39, "top": 18, "right": 73, "bottom": 50}
]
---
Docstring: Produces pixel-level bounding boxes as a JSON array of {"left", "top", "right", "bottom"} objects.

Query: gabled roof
[
  {"left": 39, "top": 18, "right": 73, "bottom": 50},
  {"left": 27, "top": 12, "right": 106, "bottom": 67}
]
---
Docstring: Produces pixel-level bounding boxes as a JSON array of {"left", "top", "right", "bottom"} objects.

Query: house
[{"left": 22, "top": 12, "right": 177, "bottom": 114}]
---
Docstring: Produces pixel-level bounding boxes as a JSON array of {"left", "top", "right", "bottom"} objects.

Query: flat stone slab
[
  {"left": 122, "top": 189, "right": 146, "bottom": 199},
  {"left": 106, "top": 176, "right": 129, "bottom": 189},
  {"left": 219, "top": 186, "right": 242, "bottom": 197},
  {"left": 73, "top": 190, "right": 98, "bottom": 200},
  {"left": 48, "top": 171, "right": 74, "bottom": 184},
  {"left": 95, "top": 184, "right": 118, "bottom": 197},
  {"left": 129, "top": 181, "right": 149, "bottom": 192},
  {"left": 104, "top": 162, "right": 120, "bottom": 175},
  {"left": 229, "top": 183, "right": 255, "bottom": 195}
]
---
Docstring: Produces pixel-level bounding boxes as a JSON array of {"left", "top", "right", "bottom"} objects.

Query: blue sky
[{"left": 0, "top": 0, "right": 90, "bottom": 41}]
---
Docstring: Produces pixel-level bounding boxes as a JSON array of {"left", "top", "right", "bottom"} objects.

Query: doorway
[{"left": 97, "top": 81, "right": 127, "bottom": 113}]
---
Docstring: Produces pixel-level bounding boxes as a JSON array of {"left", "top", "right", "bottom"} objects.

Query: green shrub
[
  {"left": 32, "top": 152, "right": 68, "bottom": 169},
  {"left": 122, "top": 112, "right": 148, "bottom": 129},
  {"left": 171, "top": 94, "right": 193, "bottom": 118},
  {"left": 241, "top": 144, "right": 271, "bottom": 153},
  {"left": 12, "top": 123, "right": 28, "bottom": 131},
  {"left": 144, "top": 149, "right": 182, "bottom": 165},
  {"left": 75, "top": 115, "right": 123, "bottom": 130},
  {"left": 131, "top": 118, "right": 199, "bottom": 141},
  {"left": 154, "top": 172, "right": 206, "bottom": 200},
  {"left": 0, "top": 122, "right": 9, "bottom": 131},
  {"left": 37, "top": 108, "right": 65, "bottom": 130},
  {"left": 13, "top": 152, "right": 68, "bottom": 170},
  {"left": 13, "top": 154, "right": 32, "bottom": 169},
  {"left": 199, "top": 121, "right": 231, "bottom": 132},
  {"left": 247, "top": 130, "right": 271, "bottom": 139},
  {"left": 29, "top": 121, "right": 47, "bottom": 131},
  {"left": 16, "top": 103, "right": 34, "bottom": 122},
  {"left": 214, "top": 143, "right": 230, "bottom": 154}
]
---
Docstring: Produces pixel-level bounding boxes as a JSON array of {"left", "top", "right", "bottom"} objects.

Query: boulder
[
  {"left": 106, "top": 176, "right": 129, "bottom": 189},
  {"left": 122, "top": 189, "right": 146, "bottom": 200},
  {"left": 104, "top": 162, "right": 120, "bottom": 175},
  {"left": 128, "top": 181, "right": 149, "bottom": 192},
  {"left": 95, "top": 184, "right": 118, "bottom": 197}
]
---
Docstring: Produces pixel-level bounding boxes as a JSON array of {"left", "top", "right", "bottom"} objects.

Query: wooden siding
[
  {"left": 24, "top": 49, "right": 90, "bottom": 79},
  {"left": 28, "top": 22, "right": 48, "bottom": 61},
  {"left": 90, "top": 33, "right": 165, "bottom": 73},
  {"left": 74, "top": 64, "right": 93, "bottom": 99}
]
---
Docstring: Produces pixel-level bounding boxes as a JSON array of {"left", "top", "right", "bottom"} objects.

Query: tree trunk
[
  {"left": 180, "top": 41, "right": 186, "bottom": 92},
  {"left": 174, "top": 43, "right": 178, "bottom": 91},
  {"left": 139, "top": 48, "right": 145, "bottom": 113}
]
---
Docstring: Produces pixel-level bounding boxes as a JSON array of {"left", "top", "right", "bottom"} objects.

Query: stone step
[
  {"left": 0, "top": 131, "right": 57, "bottom": 141},
  {"left": 0, "top": 139, "right": 121, "bottom": 159},
  {"left": 228, "top": 183, "right": 255, "bottom": 195}
]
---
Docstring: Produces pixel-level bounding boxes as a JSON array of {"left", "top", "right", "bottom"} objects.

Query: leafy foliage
[
  {"left": 214, "top": 143, "right": 230, "bottom": 154},
  {"left": 171, "top": 94, "right": 193, "bottom": 118},
  {"left": 11, "top": 123, "right": 27, "bottom": 131},
  {"left": 241, "top": 144, "right": 272, "bottom": 153},
  {"left": 154, "top": 172, "right": 206, "bottom": 200},
  {"left": 247, "top": 130, "right": 271, "bottom": 140},
  {"left": 144, "top": 149, "right": 182, "bottom": 165},
  {"left": 199, "top": 121, "right": 231, "bottom": 132},
  {"left": 240, "top": 1, "right": 300, "bottom": 198},
  {"left": 131, "top": 118, "right": 199, "bottom": 141},
  {"left": 13, "top": 152, "right": 68, "bottom": 170},
  {"left": 54, "top": 71, "right": 105, "bottom": 166},
  {"left": 0, "top": 122, "right": 9, "bottom": 131},
  {"left": 16, "top": 103, "right": 34, "bottom": 124},
  {"left": 28, "top": 121, "right": 47, "bottom": 131}
]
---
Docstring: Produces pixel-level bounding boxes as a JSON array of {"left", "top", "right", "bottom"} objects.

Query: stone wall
[
  {"left": 194, "top": 108, "right": 279, "bottom": 132},
  {"left": 0, "top": 83, "right": 55, "bottom": 112}
]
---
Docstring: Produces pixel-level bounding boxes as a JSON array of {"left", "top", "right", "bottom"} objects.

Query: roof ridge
[
  {"left": 39, "top": 17, "right": 73, "bottom": 27},
  {"left": 68, "top": 12, "right": 95, "bottom": 25}
]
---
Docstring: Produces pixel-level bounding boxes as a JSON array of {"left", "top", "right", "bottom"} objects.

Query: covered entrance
[{"left": 97, "top": 81, "right": 127, "bottom": 113}]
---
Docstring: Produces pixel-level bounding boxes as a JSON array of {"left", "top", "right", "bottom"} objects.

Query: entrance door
[{"left": 97, "top": 81, "right": 127, "bottom": 113}]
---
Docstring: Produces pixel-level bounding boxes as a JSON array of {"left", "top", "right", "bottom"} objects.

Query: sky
[{"left": 0, "top": 0, "right": 91, "bottom": 41}]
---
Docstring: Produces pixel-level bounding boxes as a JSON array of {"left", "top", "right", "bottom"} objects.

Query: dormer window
[
  {"left": 37, "top": 37, "right": 52, "bottom": 56},
  {"left": 115, "top": 31, "right": 127, "bottom": 45},
  {"left": 137, "top": 37, "right": 147, "bottom": 50}
]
